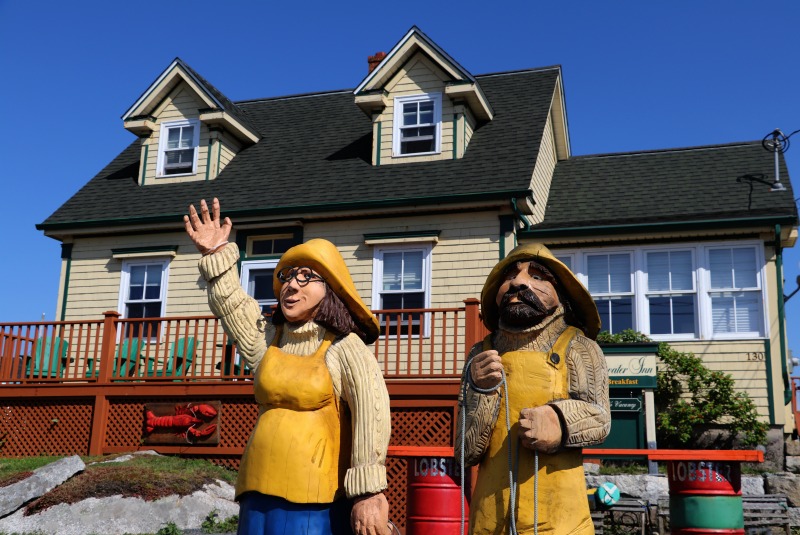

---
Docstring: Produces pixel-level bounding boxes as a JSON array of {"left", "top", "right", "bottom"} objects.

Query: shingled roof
[
  {"left": 38, "top": 67, "right": 560, "bottom": 231},
  {"left": 534, "top": 142, "right": 798, "bottom": 233}
]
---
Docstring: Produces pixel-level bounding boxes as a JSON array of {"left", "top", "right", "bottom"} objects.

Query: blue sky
[{"left": 1, "top": 2, "right": 798, "bottom": 360}]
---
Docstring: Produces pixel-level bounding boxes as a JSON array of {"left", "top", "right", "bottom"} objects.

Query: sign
[
  {"left": 605, "top": 354, "right": 657, "bottom": 389},
  {"left": 610, "top": 398, "right": 642, "bottom": 412}
]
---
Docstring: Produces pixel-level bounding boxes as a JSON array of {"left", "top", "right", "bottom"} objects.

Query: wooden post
[
  {"left": 463, "top": 298, "right": 482, "bottom": 350},
  {"left": 89, "top": 311, "right": 119, "bottom": 456}
]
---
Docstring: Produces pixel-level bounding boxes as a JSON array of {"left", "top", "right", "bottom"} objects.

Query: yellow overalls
[
  {"left": 236, "top": 328, "right": 351, "bottom": 503},
  {"left": 470, "top": 327, "right": 593, "bottom": 535}
]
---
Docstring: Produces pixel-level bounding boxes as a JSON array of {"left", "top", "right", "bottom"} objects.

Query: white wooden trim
[{"left": 392, "top": 93, "right": 442, "bottom": 157}]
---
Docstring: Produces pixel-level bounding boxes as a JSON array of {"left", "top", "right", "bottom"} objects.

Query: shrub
[{"left": 597, "top": 329, "right": 768, "bottom": 447}]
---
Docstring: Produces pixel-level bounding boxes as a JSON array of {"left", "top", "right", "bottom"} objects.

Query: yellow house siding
[
  {"left": 378, "top": 53, "right": 454, "bottom": 165},
  {"left": 529, "top": 110, "right": 557, "bottom": 225},
  {"left": 669, "top": 339, "right": 775, "bottom": 423}
]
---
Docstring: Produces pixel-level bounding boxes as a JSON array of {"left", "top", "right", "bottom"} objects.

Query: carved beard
[{"left": 498, "top": 287, "right": 557, "bottom": 328}]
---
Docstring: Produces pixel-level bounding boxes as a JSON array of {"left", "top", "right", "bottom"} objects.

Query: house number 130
[{"left": 746, "top": 352, "right": 765, "bottom": 361}]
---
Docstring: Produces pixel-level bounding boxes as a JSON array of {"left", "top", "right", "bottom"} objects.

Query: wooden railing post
[
  {"left": 463, "top": 298, "right": 482, "bottom": 350},
  {"left": 89, "top": 311, "right": 119, "bottom": 456}
]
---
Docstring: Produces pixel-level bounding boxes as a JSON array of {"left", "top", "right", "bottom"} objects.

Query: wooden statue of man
[{"left": 456, "top": 243, "right": 610, "bottom": 534}]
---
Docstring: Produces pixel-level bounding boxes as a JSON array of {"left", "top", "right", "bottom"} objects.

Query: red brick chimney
[{"left": 368, "top": 52, "right": 386, "bottom": 73}]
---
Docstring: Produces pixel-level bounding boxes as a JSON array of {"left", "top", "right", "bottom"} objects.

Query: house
[{"left": 15, "top": 25, "right": 800, "bottom": 510}]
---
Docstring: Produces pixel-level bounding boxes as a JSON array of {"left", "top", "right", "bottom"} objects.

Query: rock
[
  {"left": 741, "top": 475, "right": 765, "bottom": 495},
  {"left": 0, "top": 455, "right": 85, "bottom": 518},
  {"left": 0, "top": 485, "right": 239, "bottom": 535},
  {"left": 788, "top": 507, "right": 800, "bottom": 527},
  {"left": 585, "top": 474, "right": 668, "bottom": 504},
  {"left": 583, "top": 462, "right": 600, "bottom": 475},
  {"left": 786, "top": 456, "right": 800, "bottom": 473},
  {"left": 786, "top": 438, "right": 800, "bottom": 457},
  {"left": 765, "top": 472, "right": 800, "bottom": 507}
]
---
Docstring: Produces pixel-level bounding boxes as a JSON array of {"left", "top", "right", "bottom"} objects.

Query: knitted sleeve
[
  {"left": 197, "top": 242, "right": 272, "bottom": 370},
  {"left": 328, "top": 334, "right": 391, "bottom": 498},
  {"left": 454, "top": 342, "right": 501, "bottom": 467},
  {"left": 548, "top": 334, "right": 611, "bottom": 447}
]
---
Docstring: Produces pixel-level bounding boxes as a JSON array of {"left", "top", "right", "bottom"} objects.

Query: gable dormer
[
  {"left": 122, "top": 58, "right": 260, "bottom": 185},
  {"left": 354, "top": 27, "right": 493, "bottom": 166}
]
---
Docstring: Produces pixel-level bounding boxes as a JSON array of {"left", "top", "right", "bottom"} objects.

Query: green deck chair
[
  {"left": 25, "top": 337, "right": 69, "bottom": 379},
  {"left": 147, "top": 337, "right": 196, "bottom": 379},
  {"left": 85, "top": 338, "right": 141, "bottom": 378}
]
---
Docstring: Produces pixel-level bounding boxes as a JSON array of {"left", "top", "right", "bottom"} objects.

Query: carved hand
[
  {"left": 519, "top": 405, "right": 563, "bottom": 453},
  {"left": 470, "top": 349, "right": 504, "bottom": 390},
  {"left": 351, "top": 492, "right": 390, "bottom": 535},
  {"left": 183, "top": 198, "right": 232, "bottom": 255}
]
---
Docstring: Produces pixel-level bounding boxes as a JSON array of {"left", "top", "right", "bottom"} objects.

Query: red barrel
[
  {"left": 406, "top": 456, "right": 468, "bottom": 535},
  {"left": 667, "top": 460, "right": 744, "bottom": 535}
]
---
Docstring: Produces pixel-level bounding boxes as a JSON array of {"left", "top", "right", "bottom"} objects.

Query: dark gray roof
[
  {"left": 537, "top": 142, "right": 798, "bottom": 231},
  {"left": 39, "top": 67, "right": 560, "bottom": 230},
  {"left": 178, "top": 59, "right": 260, "bottom": 135}
]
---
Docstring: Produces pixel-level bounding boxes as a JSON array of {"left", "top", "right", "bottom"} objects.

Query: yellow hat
[
  {"left": 480, "top": 242, "right": 601, "bottom": 339},
  {"left": 274, "top": 239, "right": 380, "bottom": 344}
]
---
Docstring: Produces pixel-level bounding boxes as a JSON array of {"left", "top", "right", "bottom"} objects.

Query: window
[
  {"left": 372, "top": 244, "right": 432, "bottom": 336},
  {"left": 551, "top": 242, "right": 765, "bottom": 340},
  {"left": 119, "top": 260, "right": 169, "bottom": 339},
  {"left": 246, "top": 234, "right": 295, "bottom": 257},
  {"left": 241, "top": 260, "right": 279, "bottom": 315},
  {"left": 393, "top": 94, "right": 442, "bottom": 156},
  {"left": 707, "top": 247, "right": 762, "bottom": 335},
  {"left": 646, "top": 250, "right": 696, "bottom": 335},
  {"left": 587, "top": 253, "right": 634, "bottom": 334},
  {"left": 157, "top": 119, "right": 200, "bottom": 176}
]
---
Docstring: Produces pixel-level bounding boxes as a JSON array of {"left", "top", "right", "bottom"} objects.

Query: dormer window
[
  {"left": 157, "top": 119, "right": 200, "bottom": 176},
  {"left": 393, "top": 94, "right": 441, "bottom": 156}
]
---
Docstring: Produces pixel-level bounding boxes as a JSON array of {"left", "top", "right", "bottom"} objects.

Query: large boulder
[
  {"left": 765, "top": 472, "right": 800, "bottom": 507},
  {"left": 0, "top": 455, "right": 85, "bottom": 518}
]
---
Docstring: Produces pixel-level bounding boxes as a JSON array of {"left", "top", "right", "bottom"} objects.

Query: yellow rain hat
[
  {"left": 274, "top": 239, "right": 380, "bottom": 344},
  {"left": 480, "top": 242, "right": 601, "bottom": 339}
]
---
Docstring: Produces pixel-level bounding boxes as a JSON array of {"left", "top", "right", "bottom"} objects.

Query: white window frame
[
  {"left": 551, "top": 240, "right": 767, "bottom": 342},
  {"left": 117, "top": 258, "right": 170, "bottom": 341},
  {"left": 156, "top": 119, "right": 200, "bottom": 177},
  {"left": 240, "top": 259, "right": 280, "bottom": 313},
  {"left": 371, "top": 243, "right": 433, "bottom": 337},
  {"left": 392, "top": 93, "right": 442, "bottom": 157},
  {"left": 641, "top": 248, "right": 698, "bottom": 341},
  {"left": 585, "top": 251, "right": 636, "bottom": 335}
]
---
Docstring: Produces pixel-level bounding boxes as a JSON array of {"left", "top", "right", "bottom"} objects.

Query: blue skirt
[{"left": 238, "top": 493, "right": 353, "bottom": 535}]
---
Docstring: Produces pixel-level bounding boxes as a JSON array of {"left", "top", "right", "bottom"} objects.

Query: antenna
[{"left": 762, "top": 128, "right": 798, "bottom": 192}]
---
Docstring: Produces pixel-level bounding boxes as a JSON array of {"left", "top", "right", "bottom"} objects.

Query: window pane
[
  {"left": 249, "top": 269, "right": 276, "bottom": 301},
  {"left": 595, "top": 299, "right": 610, "bottom": 334},
  {"left": 382, "top": 293, "right": 403, "bottom": 310},
  {"left": 672, "top": 295, "right": 696, "bottom": 334},
  {"left": 711, "top": 293, "right": 735, "bottom": 333},
  {"left": 402, "top": 292, "right": 425, "bottom": 309},
  {"left": 273, "top": 237, "right": 294, "bottom": 254},
  {"left": 732, "top": 248, "right": 758, "bottom": 288},
  {"left": 419, "top": 102, "right": 434, "bottom": 124},
  {"left": 129, "top": 266, "right": 145, "bottom": 300},
  {"left": 735, "top": 292, "right": 760, "bottom": 332},
  {"left": 649, "top": 297, "right": 672, "bottom": 334},
  {"left": 382, "top": 253, "right": 402, "bottom": 291},
  {"left": 647, "top": 252, "right": 670, "bottom": 291},
  {"left": 709, "top": 249, "right": 733, "bottom": 289},
  {"left": 167, "top": 128, "right": 181, "bottom": 149},
  {"left": 609, "top": 254, "right": 631, "bottom": 293},
  {"left": 610, "top": 298, "right": 633, "bottom": 332},
  {"left": 587, "top": 256, "right": 609, "bottom": 294},
  {"left": 556, "top": 256, "right": 572, "bottom": 271},
  {"left": 403, "top": 251, "right": 423, "bottom": 290},
  {"left": 401, "top": 139, "right": 435, "bottom": 154},
  {"left": 180, "top": 126, "right": 194, "bottom": 148},
  {"left": 403, "top": 103, "right": 418, "bottom": 126},
  {"left": 144, "top": 265, "right": 161, "bottom": 300},
  {"left": 671, "top": 251, "right": 693, "bottom": 291}
]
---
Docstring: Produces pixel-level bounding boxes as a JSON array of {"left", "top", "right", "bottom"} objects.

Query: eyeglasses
[{"left": 277, "top": 266, "right": 325, "bottom": 286}]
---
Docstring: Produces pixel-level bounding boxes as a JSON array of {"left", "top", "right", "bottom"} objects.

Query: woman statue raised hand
[{"left": 185, "top": 198, "right": 391, "bottom": 535}]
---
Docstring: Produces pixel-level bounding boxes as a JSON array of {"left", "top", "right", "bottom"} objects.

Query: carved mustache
[{"left": 499, "top": 287, "right": 549, "bottom": 314}]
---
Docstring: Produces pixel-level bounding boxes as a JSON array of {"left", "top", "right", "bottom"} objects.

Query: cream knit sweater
[{"left": 199, "top": 242, "right": 390, "bottom": 498}]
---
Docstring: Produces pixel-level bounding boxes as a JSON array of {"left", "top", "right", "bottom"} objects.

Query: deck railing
[{"left": 0, "top": 299, "right": 487, "bottom": 385}]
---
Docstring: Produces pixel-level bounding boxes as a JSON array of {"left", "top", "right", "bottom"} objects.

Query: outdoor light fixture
[{"left": 762, "top": 128, "right": 798, "bottom": 192}]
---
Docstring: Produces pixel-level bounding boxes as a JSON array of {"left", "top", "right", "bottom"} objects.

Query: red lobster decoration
[{"left": 145, "top": 403, "right": 217, "bottom": 442}]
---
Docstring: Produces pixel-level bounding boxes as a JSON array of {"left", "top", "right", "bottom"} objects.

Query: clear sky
[{"left": 1, "top": 2, "right": 798, "bottom": 361}]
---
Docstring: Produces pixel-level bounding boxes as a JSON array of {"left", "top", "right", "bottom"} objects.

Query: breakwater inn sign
[{"left": 600, "top": 343, "right": 659, "bottom": 453}]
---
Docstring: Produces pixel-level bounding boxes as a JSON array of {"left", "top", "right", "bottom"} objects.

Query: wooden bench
[
  {"left": 656, "top": 494, "right": 791, "bottom": 535},
  {"left": 593, "top": 498, "right": 650, "bottom": 535},
  {"left": 742, "top": 494, "right": 791, "bottom": 535}
]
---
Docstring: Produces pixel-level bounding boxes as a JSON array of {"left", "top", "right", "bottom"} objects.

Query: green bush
[{"left": 597, "top": 329, "right": 768, "bottom": 447}]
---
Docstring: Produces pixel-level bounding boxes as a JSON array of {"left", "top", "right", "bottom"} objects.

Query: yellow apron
[
  {"left": 470, "top": 327, "right": 593, "bottom": 535},
  {"left": 236, "top": 328, "right": 351, "bottom": 503}
]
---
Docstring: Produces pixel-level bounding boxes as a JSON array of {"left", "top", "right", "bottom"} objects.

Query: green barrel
[{"left": 667, "top": 460, "right": 744, "bottom": 535}]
